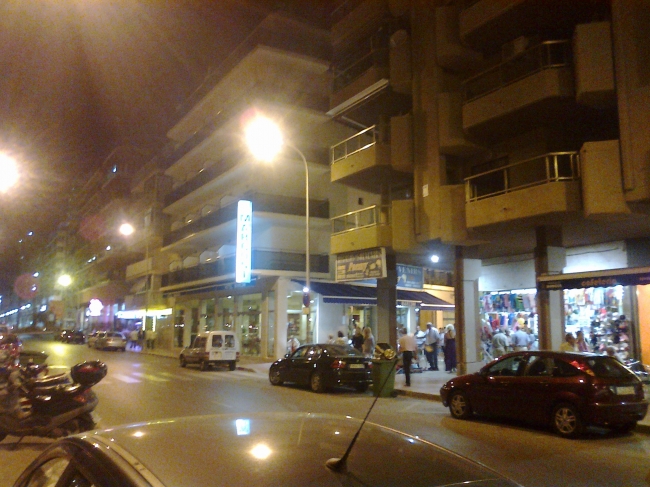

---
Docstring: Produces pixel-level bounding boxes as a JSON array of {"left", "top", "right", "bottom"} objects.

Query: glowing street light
[
  {"left": 57, "top": 274, "right": 72, "bottom": 288},
  {"left": 0, "top": 153, "right": 19, "bottom": 193},
  {"left": 119, "top": 223, "right": 135, "bottom": 236},
  {"left": 244, "top": 115, "right": 311, "bottom": 302}
]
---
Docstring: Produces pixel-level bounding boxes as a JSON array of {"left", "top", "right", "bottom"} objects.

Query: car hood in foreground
[{"left": 79, "top": 413, "right": 520, "bottom": 487}]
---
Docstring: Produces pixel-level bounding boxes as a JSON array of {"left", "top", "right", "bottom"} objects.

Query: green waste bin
[{"left": 372, "top": 359, "right": 397, "bottom": 397}]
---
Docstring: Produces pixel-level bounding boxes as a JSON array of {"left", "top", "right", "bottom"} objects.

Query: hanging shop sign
[
  {"left": 396, "top": 264, "right": 423, "bottom": 289},
  {"left": 236, "top": 200, "right": 252, "bottom": 283},
  {"left": 336, "top": 248, "right": 387, "bottom": 281},
  {"left": 537, "top": 266, "right": 650, "bottom": 290}
]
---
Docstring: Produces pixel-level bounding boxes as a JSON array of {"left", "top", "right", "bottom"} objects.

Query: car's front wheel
[
  {"left": 551, "top": 403, "right": 584, "bottom": 438},
  {"left": 449, "top": 390, "right": 472, "bottom": 419},
  {"left": 180, "top": 356, "right": 187, "bottom": 368},
  {"left": 200, "top": 360, "right": 209, "bottom": 371},
  {"left": 269, "top": 366, "right": 283, "bottom": 386},
  {"left": 229, "top": 361, "right": 236, "bottom": 371},
  {"left": 310, "top": 372, "right": 326, "bottom": 393}
]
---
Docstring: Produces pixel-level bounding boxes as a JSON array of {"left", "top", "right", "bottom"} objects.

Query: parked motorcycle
[{"left": 0, "top": 360, "right": 107, "bottom": 445}]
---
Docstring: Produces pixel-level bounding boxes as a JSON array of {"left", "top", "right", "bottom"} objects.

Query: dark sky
[{"left": 0, "top": 0, "right": 335, "bottom": 297}]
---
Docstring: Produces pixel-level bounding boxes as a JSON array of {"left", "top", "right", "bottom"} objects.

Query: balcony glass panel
[
  {"left": 331, "top": 205, "right": 391, "bottom": 235},
  {"left": 465, "top": 152, "right": 580, "bottom": 202},
  {"left": 330, "top": 126, "right": 378, "bottom": 164},
  {"left": 463, "top": 40, "right": 571, "bottom": 103}
]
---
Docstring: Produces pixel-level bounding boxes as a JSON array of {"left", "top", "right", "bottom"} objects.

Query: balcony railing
[
  {"left": 161, "top": 251, "right": 329, "bottom": 287},
  {"left": 464, "top": 152, "right": 580, "bottom": 203},
  {"left": 164, "top": 194, "right": 330, "bottom": 248},
  {"left": 331, "top": 125, "right": 387, "bottom": 164},
  {"left": 331, "top": 205, "right": 391, "bottom": 235},
  {"left": 462, "top": 40, "right": 571, "bottom": 103},
  {"left": 164, "top": 153, "right": 241, "bottom": 207}
]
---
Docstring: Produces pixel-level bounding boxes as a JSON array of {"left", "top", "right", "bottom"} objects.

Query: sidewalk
[{"left": 134, "top": 346, "right": 650, "bottom": 435}]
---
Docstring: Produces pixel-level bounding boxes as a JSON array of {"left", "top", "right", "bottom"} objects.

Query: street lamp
[
  {"left": 0, "top": 153, "right": 19, "bottom": 193},
  {"left": 244, "top": 116, "right": 311, "bottom": 298},
  {"left": 120, "top": 222, "right": 150, "bottom": 331}
]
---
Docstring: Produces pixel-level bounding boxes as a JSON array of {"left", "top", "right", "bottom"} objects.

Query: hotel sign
[
  {"left": 236, "top": 200, "right": 252, "bottom": 283},
  {"left": 336, "top": 248, "right": 387, "bottom": 282}
]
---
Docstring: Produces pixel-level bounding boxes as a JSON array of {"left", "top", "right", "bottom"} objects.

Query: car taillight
[{"left": 330, "top": 360, "right": 346, "bottom": 369}]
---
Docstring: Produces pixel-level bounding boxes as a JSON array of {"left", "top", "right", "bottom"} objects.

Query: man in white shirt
[
  {"left": 398, "top": 330, "right": 417, "bottom": 387},
  {"left": 424, "top": 323, "right": 440, "bottom": 371},
  {"left": 510, "top": 326, "right": 529, "bottom": 351}
]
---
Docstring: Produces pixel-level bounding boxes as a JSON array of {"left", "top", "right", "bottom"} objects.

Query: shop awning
[
  {"left": 305, "top": 281, "right": 377, "bottom": 306},
  {"left": 397, "top": 290, "right": 455, "bottom": 310},
  {"left": 537, "top": 266, "right": 650, "bottom": 290},
  {"left": 296, "top": 281, "right": 454, "bottom": 310}
]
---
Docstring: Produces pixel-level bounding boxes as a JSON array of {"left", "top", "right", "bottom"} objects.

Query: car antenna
[{"left": 326, "top": 355, "right": 398, "bottom": 473}]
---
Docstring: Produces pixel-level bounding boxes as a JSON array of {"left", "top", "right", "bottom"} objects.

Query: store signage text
[
  {"left": 335, "top": 248, "right": 387, "bottom": 281},
  {"left": 396, "top": 264, "right": 423, "bottom": 289},
  {"left": 236, "top": 200, "right": 252, "bottom": 283}
]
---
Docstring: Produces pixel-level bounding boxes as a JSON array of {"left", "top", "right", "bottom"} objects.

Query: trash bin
[{"left": 372, "top": 359, "right": 397, "bottom": 397}]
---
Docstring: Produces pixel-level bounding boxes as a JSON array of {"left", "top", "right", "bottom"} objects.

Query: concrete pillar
[
  {"left": 534, "top": 226, "right": 566, "bottom": 350},
  {"left": 454, "top": 246, "right": 483, "bottom": 374},
  {"left": 377, "top": 252, "right": 397, "bottom": 349},
  {"left": 275, "top": 277, "right": 289, "bottom": 359}
]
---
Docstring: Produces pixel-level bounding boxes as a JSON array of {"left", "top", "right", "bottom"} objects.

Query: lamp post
[
  {"left": 119, "top": 222, "right": 151, "bottom": 331},
  {"left": 244, "top": 115, "right": 311, "bottom": 327}
]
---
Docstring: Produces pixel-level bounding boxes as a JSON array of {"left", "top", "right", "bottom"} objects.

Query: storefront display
[
  {"left": 480, "top": 289, "right": 538, "bottom": 334},
  {"left": 564, "top": 285, "right": 633, "bottom": 360}
]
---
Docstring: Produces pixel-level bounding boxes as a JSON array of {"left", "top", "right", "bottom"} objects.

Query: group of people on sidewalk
[
  {"left": 127, "top": 328, "right": 158, "bottom": 350},
  {"left": 397, "top": 323, "right": 457, "bottom": 387}
]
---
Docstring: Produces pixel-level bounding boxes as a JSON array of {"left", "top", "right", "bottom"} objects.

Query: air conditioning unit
[{"left": 502, "top": 36, "right": 529, "bottom": 61}]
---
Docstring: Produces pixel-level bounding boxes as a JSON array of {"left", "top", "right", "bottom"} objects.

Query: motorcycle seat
[{"left": 31, "top": 373, "right": 69, "bottom": 388}]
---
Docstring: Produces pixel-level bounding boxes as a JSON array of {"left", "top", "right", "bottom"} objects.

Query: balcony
[
  {"left": 163, "top": 152, "right": 240, "bottom": 209},
  {"left": 459, "top": 0, "right": 592, "bottom": 52},
  {"left": 163, "top": 194, "right": 330, "bottom": 250},
  {"left": 465, "top": 152, "right": 581, "bottom": 228},
  {"left": 462, "top": 40, "right": 574, "bottom": 139},
  {"left": 330, "top": 205, "right": 392, "bottom": 255},
  {"left": 330, "top": 124, "right": 412, "bottom": 193},
  {"left": 161, "top": 251, "right": 329, "bottom": 288}
]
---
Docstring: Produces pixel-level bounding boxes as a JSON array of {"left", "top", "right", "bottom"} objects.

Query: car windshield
[
  {"left": 108, "top": 333, "right": 123, "bottom": 338},
  {"left": 325, "top": 345, "right": 363, "bottom": 357},
  {"left": 586, "top": 356, "right": 636, "bottom": 379}
]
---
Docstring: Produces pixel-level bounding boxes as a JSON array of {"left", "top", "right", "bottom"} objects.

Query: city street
[{"left": 2, "top": 337, "right": 650, "bottom": 487}]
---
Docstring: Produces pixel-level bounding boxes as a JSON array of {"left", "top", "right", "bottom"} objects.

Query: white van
[{"left": 179, "top": 331, "right": 240, "bottom": 371}]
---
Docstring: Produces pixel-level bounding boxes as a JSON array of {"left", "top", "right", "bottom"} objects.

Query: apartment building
[{"left": 327, "top": 0, "right": 650, "bottom": 371}]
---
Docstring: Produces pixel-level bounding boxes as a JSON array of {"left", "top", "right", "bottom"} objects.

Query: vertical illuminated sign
[{"left": 236, "top": 200, "right": 252, "bottom": 283}]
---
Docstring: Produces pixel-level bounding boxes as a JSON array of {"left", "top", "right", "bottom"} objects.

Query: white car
[{"left": 94, "top": 331, "right": 127, "bottom": 351}]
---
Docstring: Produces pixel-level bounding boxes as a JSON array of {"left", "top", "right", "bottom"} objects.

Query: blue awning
[
  {"left": 306, "top": 281, "right": 377, "bottom": 306},
  {"left": 295, "top": 281, "right": 454, "bottom": 310}
]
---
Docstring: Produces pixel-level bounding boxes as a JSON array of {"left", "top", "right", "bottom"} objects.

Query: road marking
[
  {"left": 159, "top": 372, "right": 194, "bottom": 381},
  {"left": 112, "top": 373, "right": 141, "bottom": 383},
  {"left": 132, "top": 372, "right": 169, "bottom": 382}
]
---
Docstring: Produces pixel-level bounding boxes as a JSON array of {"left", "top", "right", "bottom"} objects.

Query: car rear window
[
  {"left": 586, "top": 357, "right": 636, "bottom": 379},
  {"left": 325, "top": 345, "right": 363, "bottom": 357}
]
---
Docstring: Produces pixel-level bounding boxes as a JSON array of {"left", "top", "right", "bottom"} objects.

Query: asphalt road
[{"left": 2, "top": 337, "right": 650, "bottom": 487}]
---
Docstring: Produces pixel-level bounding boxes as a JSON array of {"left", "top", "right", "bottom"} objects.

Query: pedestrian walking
[
  {"left": 129, "top": 329, "right": 139, "bottom": 350},
  {"left": 424, "top": 322, "right": 440, "bottom": 371},
  {"left": 398, "top": 329, "right": 417, "bottom": 387},
  {"left": 444, "top": 324, "right": 457, "bottom": 373}
]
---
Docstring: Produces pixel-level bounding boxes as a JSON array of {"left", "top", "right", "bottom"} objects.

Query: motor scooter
[{"left": 0, "top": 360, "right": 107, "bottom": 446}]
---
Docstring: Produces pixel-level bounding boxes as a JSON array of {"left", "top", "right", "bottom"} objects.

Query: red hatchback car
[{"left": 440, "top": 351, "right": 648, "bottom": 438}]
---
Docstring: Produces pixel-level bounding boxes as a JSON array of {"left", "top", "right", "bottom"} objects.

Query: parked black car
[
  {"left": 269, "top": 344, "right": 372, "bottom": 393},
  {"left": 62, "top": 330, "right": 86, "bottom": 344},
  {"left": 440, "top": 351, "right": 648, "bottom": 438}
]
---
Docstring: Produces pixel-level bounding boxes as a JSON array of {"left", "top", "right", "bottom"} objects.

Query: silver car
[
  {"left": 94, "top": 331, "right": 127, "bottom": 351},
  {"left": 12, "top": 413, "right": 522, "bottom": 487}
]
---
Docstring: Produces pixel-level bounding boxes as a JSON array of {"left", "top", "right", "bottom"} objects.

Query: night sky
[{"left": 0, "top": 0, "right": 335, "bottom": 297}]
